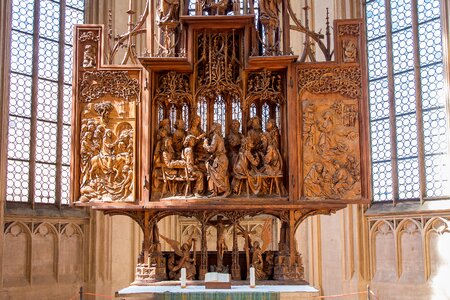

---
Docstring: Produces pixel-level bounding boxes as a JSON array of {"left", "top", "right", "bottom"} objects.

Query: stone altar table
[{"left": 116, "top": 285, "right": 319, "bottom": 300}]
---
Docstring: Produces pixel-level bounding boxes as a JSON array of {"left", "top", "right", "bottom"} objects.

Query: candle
[
  {"left": 181, "top": 268, "right": 187, "bottom": 288},
  {"left": 250, "top": 267, "right": 255, "bottom": 288}
]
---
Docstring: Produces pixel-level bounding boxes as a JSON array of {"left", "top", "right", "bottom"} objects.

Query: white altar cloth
[{"left": 116, "top": 285, "right": 320, "bottom": 299}]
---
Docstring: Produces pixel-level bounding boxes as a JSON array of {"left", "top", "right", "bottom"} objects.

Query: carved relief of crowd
[
  {"left": 78, "top": 103, "right": 134, "bottom": 203},
  {"left": 152, "top": 114, "right": 285, "bottom": 198}
]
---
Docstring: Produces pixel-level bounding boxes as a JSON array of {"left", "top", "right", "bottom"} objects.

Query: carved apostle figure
[
  {"left": 172, "top": 119, "right": 186, "bottom": 159},
  {"left": 203, "top": 123, "right": 230, "bottom": 197},
  {"left": 226, "top": 119, "right": 244, "bottom": 170},
  {"left": 247, "top": 116, "right": 263, "bottom": 148},
  {"left": 180, "top": 135, "right": 204, "bottom": 196},
  {"left": 265, "top": 119, "right": 280, "bottom": 150},
  {"left": 232, "top": 137, "right": 262, "bottom": 195},
  {"left": 189, "top": 115, "right": 207, "bottom": 164},
  {"left": 260, "top": 133, "right": 282, "bottom": 176}
]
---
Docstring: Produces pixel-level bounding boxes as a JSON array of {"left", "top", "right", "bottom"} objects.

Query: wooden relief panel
[
  {"left": 298, "top": 66, "right": 363, "bottom": 201},
  {"left": 71, "top": 26, "right": 142, "bottom": 204}
]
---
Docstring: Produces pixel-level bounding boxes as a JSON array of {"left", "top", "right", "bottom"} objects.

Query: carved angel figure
[{"left": 159, "top": 233, "right": 196, "bottom": 280}]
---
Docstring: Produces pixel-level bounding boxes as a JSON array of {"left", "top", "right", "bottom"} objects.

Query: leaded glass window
[
  {"left": 6, "top": 0, "right": 85, "bottom": 205},
  {"left": 366, "top": 0, "right": 449, "bottom": 203}
]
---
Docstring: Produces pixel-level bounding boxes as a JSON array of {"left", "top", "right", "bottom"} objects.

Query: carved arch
[{"left": 423, "top": 217, "right": 450, "bottom": 280}]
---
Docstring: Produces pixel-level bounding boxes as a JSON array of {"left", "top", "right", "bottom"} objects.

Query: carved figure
[
  {"left": 231, "top": 137, "right": 262, "bottom": 195},
  {"left": 208, "top": 216, "right": 232, "bottom": 270},
  {"left": 304, "top": 162, "right": 331, "bottom": 197},
  {"left": 265, "top": 119, "right": 280, "bottom": 149},
  {"left": 251, "top": 241, "right": 265, "bottom": 279},
  {"left": 167, "top": 253, "right": 179, "bottom": 280},
  {"left": 263, "top": 250, "right": 274, "bottom": 279},
  {"left": 260, "top": 134, "right": 282, "bottom": 176},
  {"left": 343, "top": 40, "right": 357, "bottom": 63},
  {"left": 82, "top": 44, "right": 96, "bottom": 68},
  {"left": 172, "top": 119, "right": 187, "bottom": 159},
  {"left": 226, "top": 119, "right": 244, "bottom": 170},
  {"left": 207, "top": 0, "right": 230, "bottom": 15},
  {"left": 189, "top": 115, "right": 207, "bottom": 164},
  {"left": 178, "top": 135, "right": 205, "bottom": 196},
  {"left": 247, "top": 116, "right": 263, "bottom": 148},
  {"left": 157, "top": 0, "right": 180, "bottom": 22},
  {"left": 259, "top": 0, "right": 281, "bottom": 54},
  {"left": 160, "top": 233, "right": 196, "bottom": 280},
  {"left": 203, "top": 123, "right": 230, "bottom": 197}
]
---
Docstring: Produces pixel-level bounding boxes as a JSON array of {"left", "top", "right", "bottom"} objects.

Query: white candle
[
  {"left": 180, "top": 268, "right": 187, "bottom": 288},
  {"left": 250, "top": 267, "right": 256, "bottom": 288}
]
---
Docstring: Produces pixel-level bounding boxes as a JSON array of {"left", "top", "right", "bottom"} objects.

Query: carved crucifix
[{"left": 207, "top": 215, "right": 232, "bottom": 271}]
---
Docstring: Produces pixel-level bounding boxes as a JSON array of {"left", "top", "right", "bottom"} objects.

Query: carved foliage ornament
[
  {"left": 298, "top": 67, "right": 362, "bottom": 99},
  {"left": 196, "top": 32, "right": 242, "bottom": 101},
  {"left": 79, "top": 31, "right": 100, "bottom": 42},
  {"left": 79, "top": 71, "right": 140, "bottom": 103},
  {"left": 154, "top": 71, "right": 193, "bottom": 107},
  {"left": 246, "top": 70, "right": 284, "bottom": 109},
  {"left": 337, "top": 24, "right": 360, "bottom": 36}
]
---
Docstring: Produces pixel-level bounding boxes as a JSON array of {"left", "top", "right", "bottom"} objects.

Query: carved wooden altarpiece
[{"left": 70, "top": 1, "right": 369, "bottom": 284}]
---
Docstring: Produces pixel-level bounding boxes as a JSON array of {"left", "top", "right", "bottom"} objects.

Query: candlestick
[
  {"left": 181, "top": 268, "right": 187, "bottom": 288},
  {"left": 250, "top": 267, "right": 255, "bottom": 288}
]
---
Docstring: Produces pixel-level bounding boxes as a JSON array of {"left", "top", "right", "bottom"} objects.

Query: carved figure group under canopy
[{"left": 152, "top": 114, "right": 285, "bottom": 199}]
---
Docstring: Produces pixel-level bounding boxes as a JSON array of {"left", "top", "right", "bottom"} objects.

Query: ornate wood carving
[{"left": 71, "top": 26, "right": 142, "bottom": 204}]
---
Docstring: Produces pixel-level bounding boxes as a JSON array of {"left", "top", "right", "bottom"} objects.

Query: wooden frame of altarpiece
[{"left": 70, "top": 17, "right": 369, "bottom": 282}]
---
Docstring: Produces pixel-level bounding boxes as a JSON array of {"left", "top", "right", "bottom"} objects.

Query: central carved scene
[{"left": 151, "top": 29, "right": 286, "bottom": 200}]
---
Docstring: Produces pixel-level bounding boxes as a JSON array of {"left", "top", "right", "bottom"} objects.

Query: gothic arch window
[
  {"left": 366, "top": 0, "right": 449, "bottom": 203},
  {"left": 6, "top": 0, "right": 85, "bottom": 205}
]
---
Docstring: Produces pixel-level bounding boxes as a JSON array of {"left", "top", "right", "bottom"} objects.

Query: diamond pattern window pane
[
  {"left": 35, "top": 163, "right": 56, "bottom": 203},
  {"left": 11, "top": 0, "right": 34, "bottom": 34},
  {"left": 10, "top": 31, "right": 34, "bottom": 75},
  {"left": 6, "top": 160, "right": 30, "bottom": 202},
  {"left": 39, "top": 0, "right": 60, "bottom": 41},
  {"left": 9, "top": 73, "right": 32, "bottom": 117}
]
